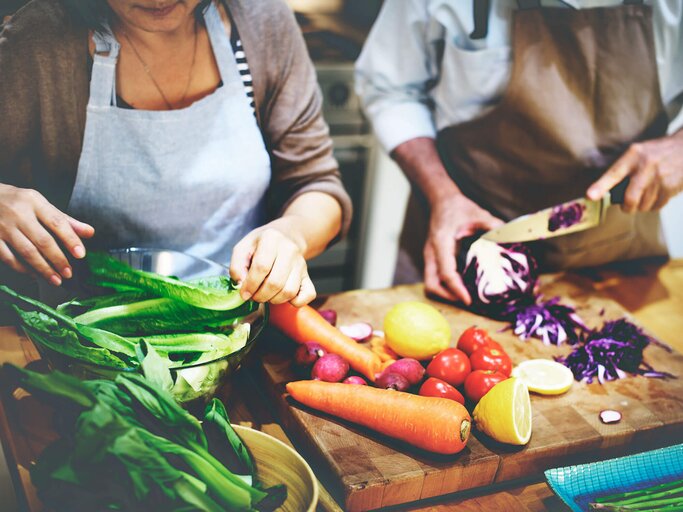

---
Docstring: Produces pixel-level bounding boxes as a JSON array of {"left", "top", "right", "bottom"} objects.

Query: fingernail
[
  {"left": 50, "top": 275, "right": 62, "bottom": 286},
  {"left": 73, "top": 246, "right": 86, "bottom": 258},
  {"left": 241, "top": 291, "right": 252, "bottom": 300},
  {"left": 62, "top": 267, "right": 72, "bottom": 279}
]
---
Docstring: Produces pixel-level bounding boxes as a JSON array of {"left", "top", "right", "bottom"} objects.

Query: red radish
[
  {"left": 376, "top": 372, "right": 410, "bottom": 391},
  {"left": 339, "top": 322, "right": 374, "bottom": 342},
  {"left": 311, "top": 354, "right": 349, "bottom": 382},
  {"left": 342, "top": 376, "right": 367, "bottom": 385},
  {"left": 384, "top": 358, "right": 425, "bottom": 386},
  {"left": 294, "top": 342, "right": 327, "bottom": 367},
  {"left": 318, "top": 309, "right": 337, "bottom": 326}
]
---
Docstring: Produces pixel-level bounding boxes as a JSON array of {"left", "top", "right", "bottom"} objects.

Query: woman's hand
[
  {"left": 424, "top": 193, "right": 504, "bottom": 305},
  {"left": 0, "top": 184, "right": 95, "bottom": 285},
  {"left": 587, "top": 131, "right": 683, "bottom": 212},
  {"left": 230, "top": 217, "right": 316, "bottom": 307}
]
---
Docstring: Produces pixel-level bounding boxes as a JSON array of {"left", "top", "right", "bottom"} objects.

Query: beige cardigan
[{"left": 0, "top": 0, "right": 352, "bottom": 290}]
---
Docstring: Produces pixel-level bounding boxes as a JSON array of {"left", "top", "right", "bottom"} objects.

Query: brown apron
[{"left": 395, "top": 0, "right": 669, "bottom": 284}]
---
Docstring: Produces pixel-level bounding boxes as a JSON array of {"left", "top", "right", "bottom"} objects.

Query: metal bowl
[{"left": 32, "top": 248, "right": 267, "bottom": 404}]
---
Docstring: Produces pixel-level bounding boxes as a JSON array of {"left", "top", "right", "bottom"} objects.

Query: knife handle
[{"left": 609, "top": 178, "right": 629, "bottom": 204}]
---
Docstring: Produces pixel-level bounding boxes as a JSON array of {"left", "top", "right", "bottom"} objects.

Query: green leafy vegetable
[
  {"left": 86, "top": 252, "right": 245, "bottom": 311},
  {"left": 3, "top": 363, "right": 287, "bottom": 511}
]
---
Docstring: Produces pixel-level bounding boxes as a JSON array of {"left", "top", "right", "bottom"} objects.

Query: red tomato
[
  {"left": 419, "top": 377, "right": 466, "bottom": 405},
  {"left": 457, "top": 327, "right": 504, "bottom": 355},
  {"left": 426, "top": 348, "right": 471, "bottom": 387},
  {"left": 456, "top": 327, "right": 492, "bottom": 356},
  {"left": 469, "top": 345, "right": 512, "bottom": 376},
  {"left": 464, "top": 370, "right": 508, "bottom": 403}
]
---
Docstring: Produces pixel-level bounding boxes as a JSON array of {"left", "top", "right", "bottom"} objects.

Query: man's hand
[
  {"left": 587, "top": 131, "right": 683, "bottom": 212},
  {"left": 0, "top": 184, "right": 95, "bottom": 285},
  {"left": 424, "top": 193, "right": 504, "bottom": 305}
]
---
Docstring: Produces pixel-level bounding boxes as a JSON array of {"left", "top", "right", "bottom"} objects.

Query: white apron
[{"left": 68, "top": 3, "right": 271, "bottom": 266}]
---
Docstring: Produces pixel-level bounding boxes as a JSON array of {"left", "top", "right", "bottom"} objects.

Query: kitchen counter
[{"left": 1, "top": 258, "right": 682, "bottom": 511}]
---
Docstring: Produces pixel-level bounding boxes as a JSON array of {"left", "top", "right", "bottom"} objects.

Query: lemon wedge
[
  {"left": 473, "top": 377, "right": 532, "bottom": 445},
  {"left": 511, "top": 359, "right": 574, "bottom": 395}
]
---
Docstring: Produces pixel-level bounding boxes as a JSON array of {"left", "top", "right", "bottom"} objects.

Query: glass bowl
[{"left": 32, "top": 247, "right": 267, "bottom": 404}]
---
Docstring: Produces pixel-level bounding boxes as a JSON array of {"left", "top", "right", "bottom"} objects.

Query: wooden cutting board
[{"left": 256, "top": 271, "right": 683, "bottom": 511}]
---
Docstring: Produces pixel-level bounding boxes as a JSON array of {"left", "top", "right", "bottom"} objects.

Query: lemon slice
[
  {"left": 473, "top": 377, "right": 532, "bottom": 445},
  {"left": 511, "top": 359, "right": 574, "bottom": 395}
]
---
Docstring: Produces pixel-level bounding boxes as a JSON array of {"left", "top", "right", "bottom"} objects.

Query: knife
[{"left": 481, "top": 179, "right": 628, "bottom": 244}]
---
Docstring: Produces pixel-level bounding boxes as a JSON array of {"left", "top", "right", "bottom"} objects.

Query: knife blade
[{"left": 481, "top": 179, "right": 628, "bottom": 244}]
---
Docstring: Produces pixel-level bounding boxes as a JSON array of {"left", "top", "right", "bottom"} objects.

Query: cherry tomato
[
  {"left": 457, "top": 326, "right": 503, "bottom": 355},
  {"left": 426, "top": 348, "right": 471, "bottom": 387},
  {"left": 419, "top": 377, "right": 466, "bottom": 405},
  {"left": 469, "top": 345, "right": 512, "bottom": 376},
  {"left": 464, "top": 370, "right": 508, "bottom": 403}
]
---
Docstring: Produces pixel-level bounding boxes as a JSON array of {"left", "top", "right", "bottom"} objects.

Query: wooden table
[{"left": 1, "top": 258, "right": 682, "bottom": 511}]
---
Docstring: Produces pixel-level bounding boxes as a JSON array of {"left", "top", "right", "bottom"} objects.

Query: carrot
[
  {"left": 270, "top": 303, "right": 382, "bottom": 381},
  {"left": 370, "top": 336, "right": 399, "bottom": 362},
  {"left": 286, "top": 380, "right": 471, "bottom": 455}
]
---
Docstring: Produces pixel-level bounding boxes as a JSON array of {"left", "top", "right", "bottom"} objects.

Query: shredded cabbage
[{"left": 557, "top": 319, "right": 674, "bottom": 383}]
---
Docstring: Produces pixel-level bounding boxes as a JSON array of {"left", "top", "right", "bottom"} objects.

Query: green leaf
[
  {"left": 3, "top": 364, "right": 96, "bottom": 410},
  {"left": 86, "top": 252, "right": 246, "bottom": 311},
  {"left": 137, "top": 341, "right": 174, "bottom": 392},
  {"left": 203, "top": 399, "right": 256, "bottom": 479},
  {"left": 74, "top": 297, "right": 258, "bottom": 336}
]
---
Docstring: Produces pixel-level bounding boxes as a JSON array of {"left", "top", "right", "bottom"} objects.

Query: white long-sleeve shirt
[{"left": 355, "top": 0, "right": 683, "bottom": 154}]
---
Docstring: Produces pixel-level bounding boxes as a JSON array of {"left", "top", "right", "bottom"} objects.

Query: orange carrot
[
  {"left": 286, "top": 380, "right": 471, "bottom": 455},
  {"left": 270, "top": 303, "right": 383, "bottom": 382},
  {"left": 370, "top": 336, "right": 399, "bottom": 362}
]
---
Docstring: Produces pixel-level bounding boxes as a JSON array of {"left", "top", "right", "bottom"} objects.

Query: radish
[
  {"left": 312, "top": 354, "right": 349, "bottom": 382},
  {"left": 318, "top": 309, "right": 337, "bottom": 326},
  {"left": 339, "top": 322, "right": 373, "bottom": 342},
  {"left": 342, "top": 376, "right": 368, "bottom": 385},
  {"left": 376, "top": 372, "right": 410, "bottom": 392},
  {"left": 294, "top": 342, "right": 326, "bottom": 367},
  {"left": 384, "top": 358, "right": 425, "bottom": 386}
]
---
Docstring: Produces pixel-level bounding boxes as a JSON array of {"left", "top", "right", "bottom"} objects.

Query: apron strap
[
  {"left": 89, "top": 29, "right": 121, "bottom": 108},
  {"left": 470, "top": 0, "right": 490, "bottom": 39},
  {"left": 204, "top": 2, "right": 241, "bottom": 87}
]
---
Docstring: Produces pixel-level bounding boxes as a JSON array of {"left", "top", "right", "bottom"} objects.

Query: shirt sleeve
[{"left": 355, "top": 0, "right": 438, "bottom": 154}]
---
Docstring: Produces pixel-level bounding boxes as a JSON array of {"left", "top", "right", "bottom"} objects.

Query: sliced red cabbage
[
  {"left": 548, "top": 202, "right": 585, "bottom": 232},
  {"left": 461, "top": 239, "right": 538, "bottom": 319},
  {"left": 508, "top": 296, "right": 587, "bottom": 346},
  {"left": 557, "top": 319, "right": 675, "bottom": 384}
]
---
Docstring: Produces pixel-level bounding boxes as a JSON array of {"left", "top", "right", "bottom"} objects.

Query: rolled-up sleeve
[{"left": 355, "top": 0, "right": 438, "bottom": 153}]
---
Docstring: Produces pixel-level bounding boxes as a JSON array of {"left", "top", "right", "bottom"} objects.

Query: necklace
[{"left": 122, "top": 21, "right": 198, "bottom": 110}]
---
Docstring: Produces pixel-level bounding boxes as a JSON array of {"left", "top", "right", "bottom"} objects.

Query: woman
[{"left": 0, "top": 0, "right": 351, "bottom": 306}]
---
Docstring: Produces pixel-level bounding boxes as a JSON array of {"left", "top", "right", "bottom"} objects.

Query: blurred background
[{"left": 1, "top": 1, "right": 682, "bottom": 509}]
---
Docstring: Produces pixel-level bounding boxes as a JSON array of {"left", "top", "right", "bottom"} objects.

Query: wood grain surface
[{"left": 257, "top": 264, "right": 683, "bottom": 511}]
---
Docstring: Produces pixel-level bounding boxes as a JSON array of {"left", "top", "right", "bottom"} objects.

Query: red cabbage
[
  {"left": 557, "top": 319, "right": 675, "bottom": 384},
  {"left": 548, "top": 201, "right": 585, "bottom": 232},
  {"left": 461, "top": 239, "right": 538, "bottom": 319},
  {"left": 508, "top": 296, "right": 587, "bottom": 346}
]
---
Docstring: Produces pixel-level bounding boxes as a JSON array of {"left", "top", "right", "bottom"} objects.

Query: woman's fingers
[
  {"left": 251, "top": 245, "right": 299, "bottom": 303},
  {"left": 0, "top": 241, "right": 29, "bottom": 274},
  {"left": 20, "top": 220, "right": 75, "bottom": 279},
  {"left": 8, "top": 230, "right": 62, "bottom": 285},
  {"left": 229, "top": 234, "right": 256, "bottom": 286},
  {"left": 239, "top": 232, "right": 278, "bottom": 300},
  {"left": 290, "top": 273, "right": 316, "bottom": 307},
  {"left": 269, "top": 260, "right": 306, "bottom": 305}
]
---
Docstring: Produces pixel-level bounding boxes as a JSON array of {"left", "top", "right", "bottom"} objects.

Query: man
[{"left": 355, "top": 0, "right": 683, "bottom": 305}]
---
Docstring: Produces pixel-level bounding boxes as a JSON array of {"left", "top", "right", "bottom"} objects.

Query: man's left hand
[{"left": 587, "top": 130, "right": 683, "bottom": 212}]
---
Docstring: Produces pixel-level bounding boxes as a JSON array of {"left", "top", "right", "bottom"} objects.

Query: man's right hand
[
  {"left": 0, "top": 184, "right": 94, "bottom": 285},
  {"left": 424, "top": 192, "right": 503, "bottom": 305}
]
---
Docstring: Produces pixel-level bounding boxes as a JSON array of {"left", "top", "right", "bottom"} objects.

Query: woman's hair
[{"left": 60, "top": 0, "right": 214, "bottom": 30}]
